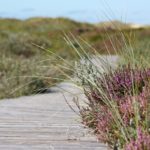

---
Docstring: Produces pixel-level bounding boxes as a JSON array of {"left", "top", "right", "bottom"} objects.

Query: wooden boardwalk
[{"left": 0, "top": 82, "right": 108, "bottom": 150}]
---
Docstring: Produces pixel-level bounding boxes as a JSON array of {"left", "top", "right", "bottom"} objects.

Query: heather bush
[
  {"left": 76, "top": 62, "right": 150, "bottom": 149},
  {"left": 85, "top": 65, "right": 150, "bottom": 102},
  {"left": 124, "top": 128, "right": 150, "bottom": 150}
]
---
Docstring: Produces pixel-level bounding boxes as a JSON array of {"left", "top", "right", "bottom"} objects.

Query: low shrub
[
  {"left": 76, "top": 62, "right": 150, "bottom": 149},
  {"left": 0, "top": 54, "right": 66, "bottom": 99},
  {"left": 85, "top": 65, "right": 150, "bottom": 102},
  {"left": 124, "top": 128, "right": 150, "bottom": 150},
  {"left": 0, "top": 33, "right": 51, "bottom": 57}
]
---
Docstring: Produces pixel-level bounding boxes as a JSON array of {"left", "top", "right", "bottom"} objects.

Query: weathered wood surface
[{"left": 0, "top": 82, "right": 108, "bottom": 150}]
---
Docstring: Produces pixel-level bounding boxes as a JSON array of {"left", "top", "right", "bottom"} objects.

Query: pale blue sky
[{"left": 0, "top": 0, "right": 150, "bottom": 24}]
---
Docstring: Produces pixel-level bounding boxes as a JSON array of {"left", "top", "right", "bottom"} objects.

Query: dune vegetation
[
  {"left": 70, "top": 21, "right": 150, "bottom": 150},
  {"left": 0, "top": 17, "right": 150, "bottom": 99},
  {"left": 0, "top": 17, "right": 150, "bottom": 149}
]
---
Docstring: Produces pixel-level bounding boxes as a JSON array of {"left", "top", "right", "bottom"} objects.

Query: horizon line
[{"left": 0, "top": 16, "right": 149, "bottom": 26}]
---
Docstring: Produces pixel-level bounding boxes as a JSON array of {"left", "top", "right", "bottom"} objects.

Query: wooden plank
[{"left": 0, "top": 83, "right": 108, "bottom": 150}]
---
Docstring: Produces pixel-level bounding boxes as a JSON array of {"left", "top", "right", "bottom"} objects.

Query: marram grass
[{"left": 63, "top": 28, "right": 150, "bottom": 150}]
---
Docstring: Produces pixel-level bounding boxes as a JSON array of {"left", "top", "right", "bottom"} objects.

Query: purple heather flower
[
  {"left": 125, "top": 128, "right": 150, "bottom": 150},
  {"left": 80, "top": 65, "right": 150, "bottom": 149}
]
